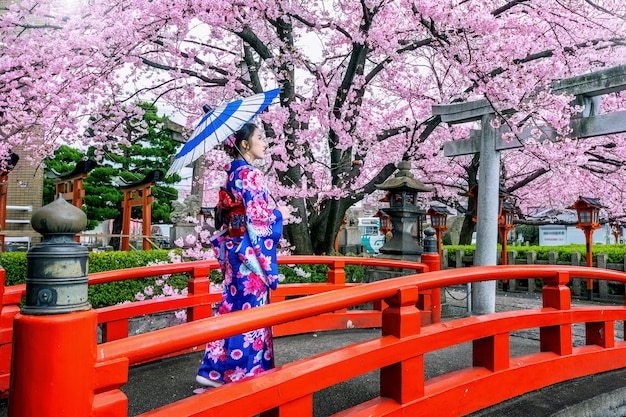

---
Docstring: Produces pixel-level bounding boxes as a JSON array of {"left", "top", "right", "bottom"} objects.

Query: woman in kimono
[{"left": 196, "top": 122, "right": 290, "bottom": 389}]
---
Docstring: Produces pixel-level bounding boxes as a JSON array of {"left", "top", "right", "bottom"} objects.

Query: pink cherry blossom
[{"left": 2, "top": 1, "right": 626, "bottom": 252}]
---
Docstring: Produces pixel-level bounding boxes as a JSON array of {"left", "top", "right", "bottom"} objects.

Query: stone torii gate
[
  {"left": 432, "top": 65, "right": 626, "bottom": 315},
  {"left": 47, "top": 159, "right": 97, "bottom": 243}
]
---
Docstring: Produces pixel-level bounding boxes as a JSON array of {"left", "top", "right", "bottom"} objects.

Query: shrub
[{"left": 0, "top": 250, "right": 368, "bottom": 308}]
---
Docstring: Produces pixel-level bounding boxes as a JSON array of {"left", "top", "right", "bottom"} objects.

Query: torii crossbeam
[{"left": 432, "top": 65, "right": 626, "bottom": 314}]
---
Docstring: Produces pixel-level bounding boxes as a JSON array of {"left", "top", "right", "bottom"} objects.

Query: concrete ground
[{"left": 2, "top": 288, "right": 626, "bottom": 416}]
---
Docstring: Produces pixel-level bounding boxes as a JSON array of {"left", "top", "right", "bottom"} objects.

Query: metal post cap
[
  {"left": 423, "top": 227, "right": 438, "bottom": 254},
  {"left": 23, "top": 195, "right": 91, "bottom": 315}
]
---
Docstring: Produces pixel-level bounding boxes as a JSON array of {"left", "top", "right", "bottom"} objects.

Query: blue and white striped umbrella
[{"left": 167, "top": 88, "right": 281, "bottom": 176}]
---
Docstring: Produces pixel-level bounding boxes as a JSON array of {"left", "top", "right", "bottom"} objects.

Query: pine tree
[{"left": 44, "top": 104, "right": 182, "bottom": 240}]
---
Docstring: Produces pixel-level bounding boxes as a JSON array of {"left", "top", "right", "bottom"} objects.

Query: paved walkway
[{"left": 2, "top": 289, "right": 626, "bottom": 416}]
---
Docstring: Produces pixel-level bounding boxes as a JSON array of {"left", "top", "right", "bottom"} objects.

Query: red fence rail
[
  {"left": 0, "top": 256, "right": 429, "bottom": 399},
  {"left": 5, "top": 259, "right": 626, "bottom": 416}
]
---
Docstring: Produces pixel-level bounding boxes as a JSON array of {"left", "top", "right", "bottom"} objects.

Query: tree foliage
[
  {"left": 43, "top": 104, "right": 180, "bottom": 231},
  {"left": 3, "top": 0, "right": 626, "bottom": 253}
]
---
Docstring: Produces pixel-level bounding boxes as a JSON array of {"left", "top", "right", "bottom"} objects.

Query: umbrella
[{"left": 166, "top": 88, "right": 281, "bottom": 176}]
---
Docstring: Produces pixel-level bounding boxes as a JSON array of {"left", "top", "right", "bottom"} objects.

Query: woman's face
[{"left": 243, "top": 128, "right": 266, "bottom": 162}]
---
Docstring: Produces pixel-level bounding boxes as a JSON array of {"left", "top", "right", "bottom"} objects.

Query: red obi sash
[{"left": 216, "top": 188, "right": 245, "bottom": 237}]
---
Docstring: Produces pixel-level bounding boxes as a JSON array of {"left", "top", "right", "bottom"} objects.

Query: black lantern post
[
  {"left": 568, "top": 196, "right": 603, "bottom": 300},
  {"left": 375, "top": 161, "right": 433, "bottom": 258},
  {"left": 427, "top": 206, "right": 452, "bottom": 255}
]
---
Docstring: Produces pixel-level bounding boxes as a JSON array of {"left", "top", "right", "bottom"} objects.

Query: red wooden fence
[
  {"left": 4, "top": 258, "right": 626, "bottom": 416},
  {"left": 0, "top": 256, "right": 429, "bottom": 400}
]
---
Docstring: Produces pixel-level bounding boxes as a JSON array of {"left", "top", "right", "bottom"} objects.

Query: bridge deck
[{"left": 2, "top": 289, "right": 624, "bottom": 416}]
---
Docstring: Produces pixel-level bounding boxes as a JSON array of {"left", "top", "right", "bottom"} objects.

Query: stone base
[{"left": 170, "top": 224, "right": 197, "bottom": 247}]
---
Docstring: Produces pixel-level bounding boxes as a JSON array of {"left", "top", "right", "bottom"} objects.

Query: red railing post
[
  {"left": 0, "top": 267, "right": 19, "bottom": 399},
  {"left": 381, "top": 286, "right": 424, "bottom": 403},
  {"left": 9, "top": 197, "right": 104, "bottom": 417},
  {"left": 586, "top": 321, "right": 615, "bottom": 348},
  {"left": 327, "top": 259, "right": 346, "bottom": 285},
  {"left": 186, "top": 264, "right": 213, "bottom": 322},
  {"left": 540, "top": 271, "right": 573, "bottom": 355},
  {"left": 11, "top": 311, "right": 99, "bottom": 417},
  {"left": 473, "top": 333, "right": 510, "bottom": 372},
  {"left": 101, "top": 319, "right": 130, "bottom": 342}
]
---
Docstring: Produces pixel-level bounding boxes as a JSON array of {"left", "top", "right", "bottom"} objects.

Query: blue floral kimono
[{"left": 197, "top": 159, "right": 283, "bottom": 385}]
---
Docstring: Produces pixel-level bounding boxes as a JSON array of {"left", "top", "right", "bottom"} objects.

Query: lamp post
[
  {"left": 498, "top": 201, "right": 516, "bottom": 292},
  {"left": 568, "top": 196, "right": 603, "bottom": 300},
  {"left": 498, "top": 201, "right": 516, "bottom": 265},
  {"left": 375, "top": 209, "right": 392, "bottom": 239},
  {"left": 427, "top": 206, "right": 452, "bottom": 255},
  {"left": 610, "top": 220, "right": 622, "bottom": 244}
]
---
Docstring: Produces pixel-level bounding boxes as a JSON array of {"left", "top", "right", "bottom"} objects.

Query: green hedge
[
  {"left": 1, "top": 250, "right": 193, "bottom": 308},
  {"left": 0, "top": 251, "right": 367, "bottom": 308},
  {"left": 4, "top": 245, "right": 626, "bottom": 308},
  {"left": 445, "top": 244, "right": 626, "bottom": 264}
]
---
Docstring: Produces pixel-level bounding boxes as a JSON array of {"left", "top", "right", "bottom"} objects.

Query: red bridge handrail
[
  {"left": 0, "top": 256, "right": 428, "bottom": 399},
  {"left": 108, "top": 264, "right": 624, "bottom": 417},
  {"left": 5, "top": 258, "right": 626, "bottom": 416}
]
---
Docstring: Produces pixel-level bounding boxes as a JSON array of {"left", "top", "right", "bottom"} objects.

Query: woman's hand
[{"left": 277, "top": 206, "right": 292, "bottom": 221}]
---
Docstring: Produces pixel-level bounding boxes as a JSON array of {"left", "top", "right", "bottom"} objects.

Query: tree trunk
[
  {"left": 459, "top": 214, "right": 476, "bottom": 245},
  {"left": 283, "top": 197, "right": 313, "bottom": 255}
]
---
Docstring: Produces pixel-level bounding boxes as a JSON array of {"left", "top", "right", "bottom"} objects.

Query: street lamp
[
  {"left": 498, "top": 201, "right": 516, "bottom": 292},
  {"left": 610, "top": 220, "right": 622, "bottom": 244},
  {"left": 568, "top": 196, "right": 603, "bottom": 300},
  {"left": 498, "top": 201, "right": 516, "bottom": 264},
  {"left": 427, "top": 206, "right": 452, "bottom": 255},
  {"left": 374, "top": 209, "right": 392, "bottom": 237},
  {"left": 465, "top": 183, "right": 512, "bottom": 225}
]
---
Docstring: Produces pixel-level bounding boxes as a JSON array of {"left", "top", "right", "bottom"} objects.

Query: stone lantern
[{"left": 375, "top": 160, "right": 433, "bottom": 259}]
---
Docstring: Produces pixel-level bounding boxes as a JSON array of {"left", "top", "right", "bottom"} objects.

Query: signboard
[{"left": 539, "top": 226, "right": 567, "bottom": 246}]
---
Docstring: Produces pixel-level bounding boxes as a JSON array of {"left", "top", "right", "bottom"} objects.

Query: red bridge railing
[
  {"left": 0, "top": 256, "right": 429, "bottom": 399},
  {"left": 5, "top": 258, "right": 626, "bottom": 416}
]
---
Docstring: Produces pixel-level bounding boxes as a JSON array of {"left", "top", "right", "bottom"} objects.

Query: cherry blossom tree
[{"left": 2, "top": 0, "right": 626, "bottom": 253}]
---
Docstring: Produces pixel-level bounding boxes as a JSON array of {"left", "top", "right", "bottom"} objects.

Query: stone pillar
[
  {"left": 571, "top": 252, "right": 582, "bottom": 296},
  {"left": 526, "top": 251, "right": 537, "bottom": 293},
  {"left": 507, "top": 250, "right": 517, "bottom": 291},
  {"left": 472, "top": 113, "right": 500, "bottom": 315},
  {"left": 597, "top": 253, "right": 608, "bottom": 299},
  {"left": 455, "top": 248, "right": 465, "bottom": 269}
]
